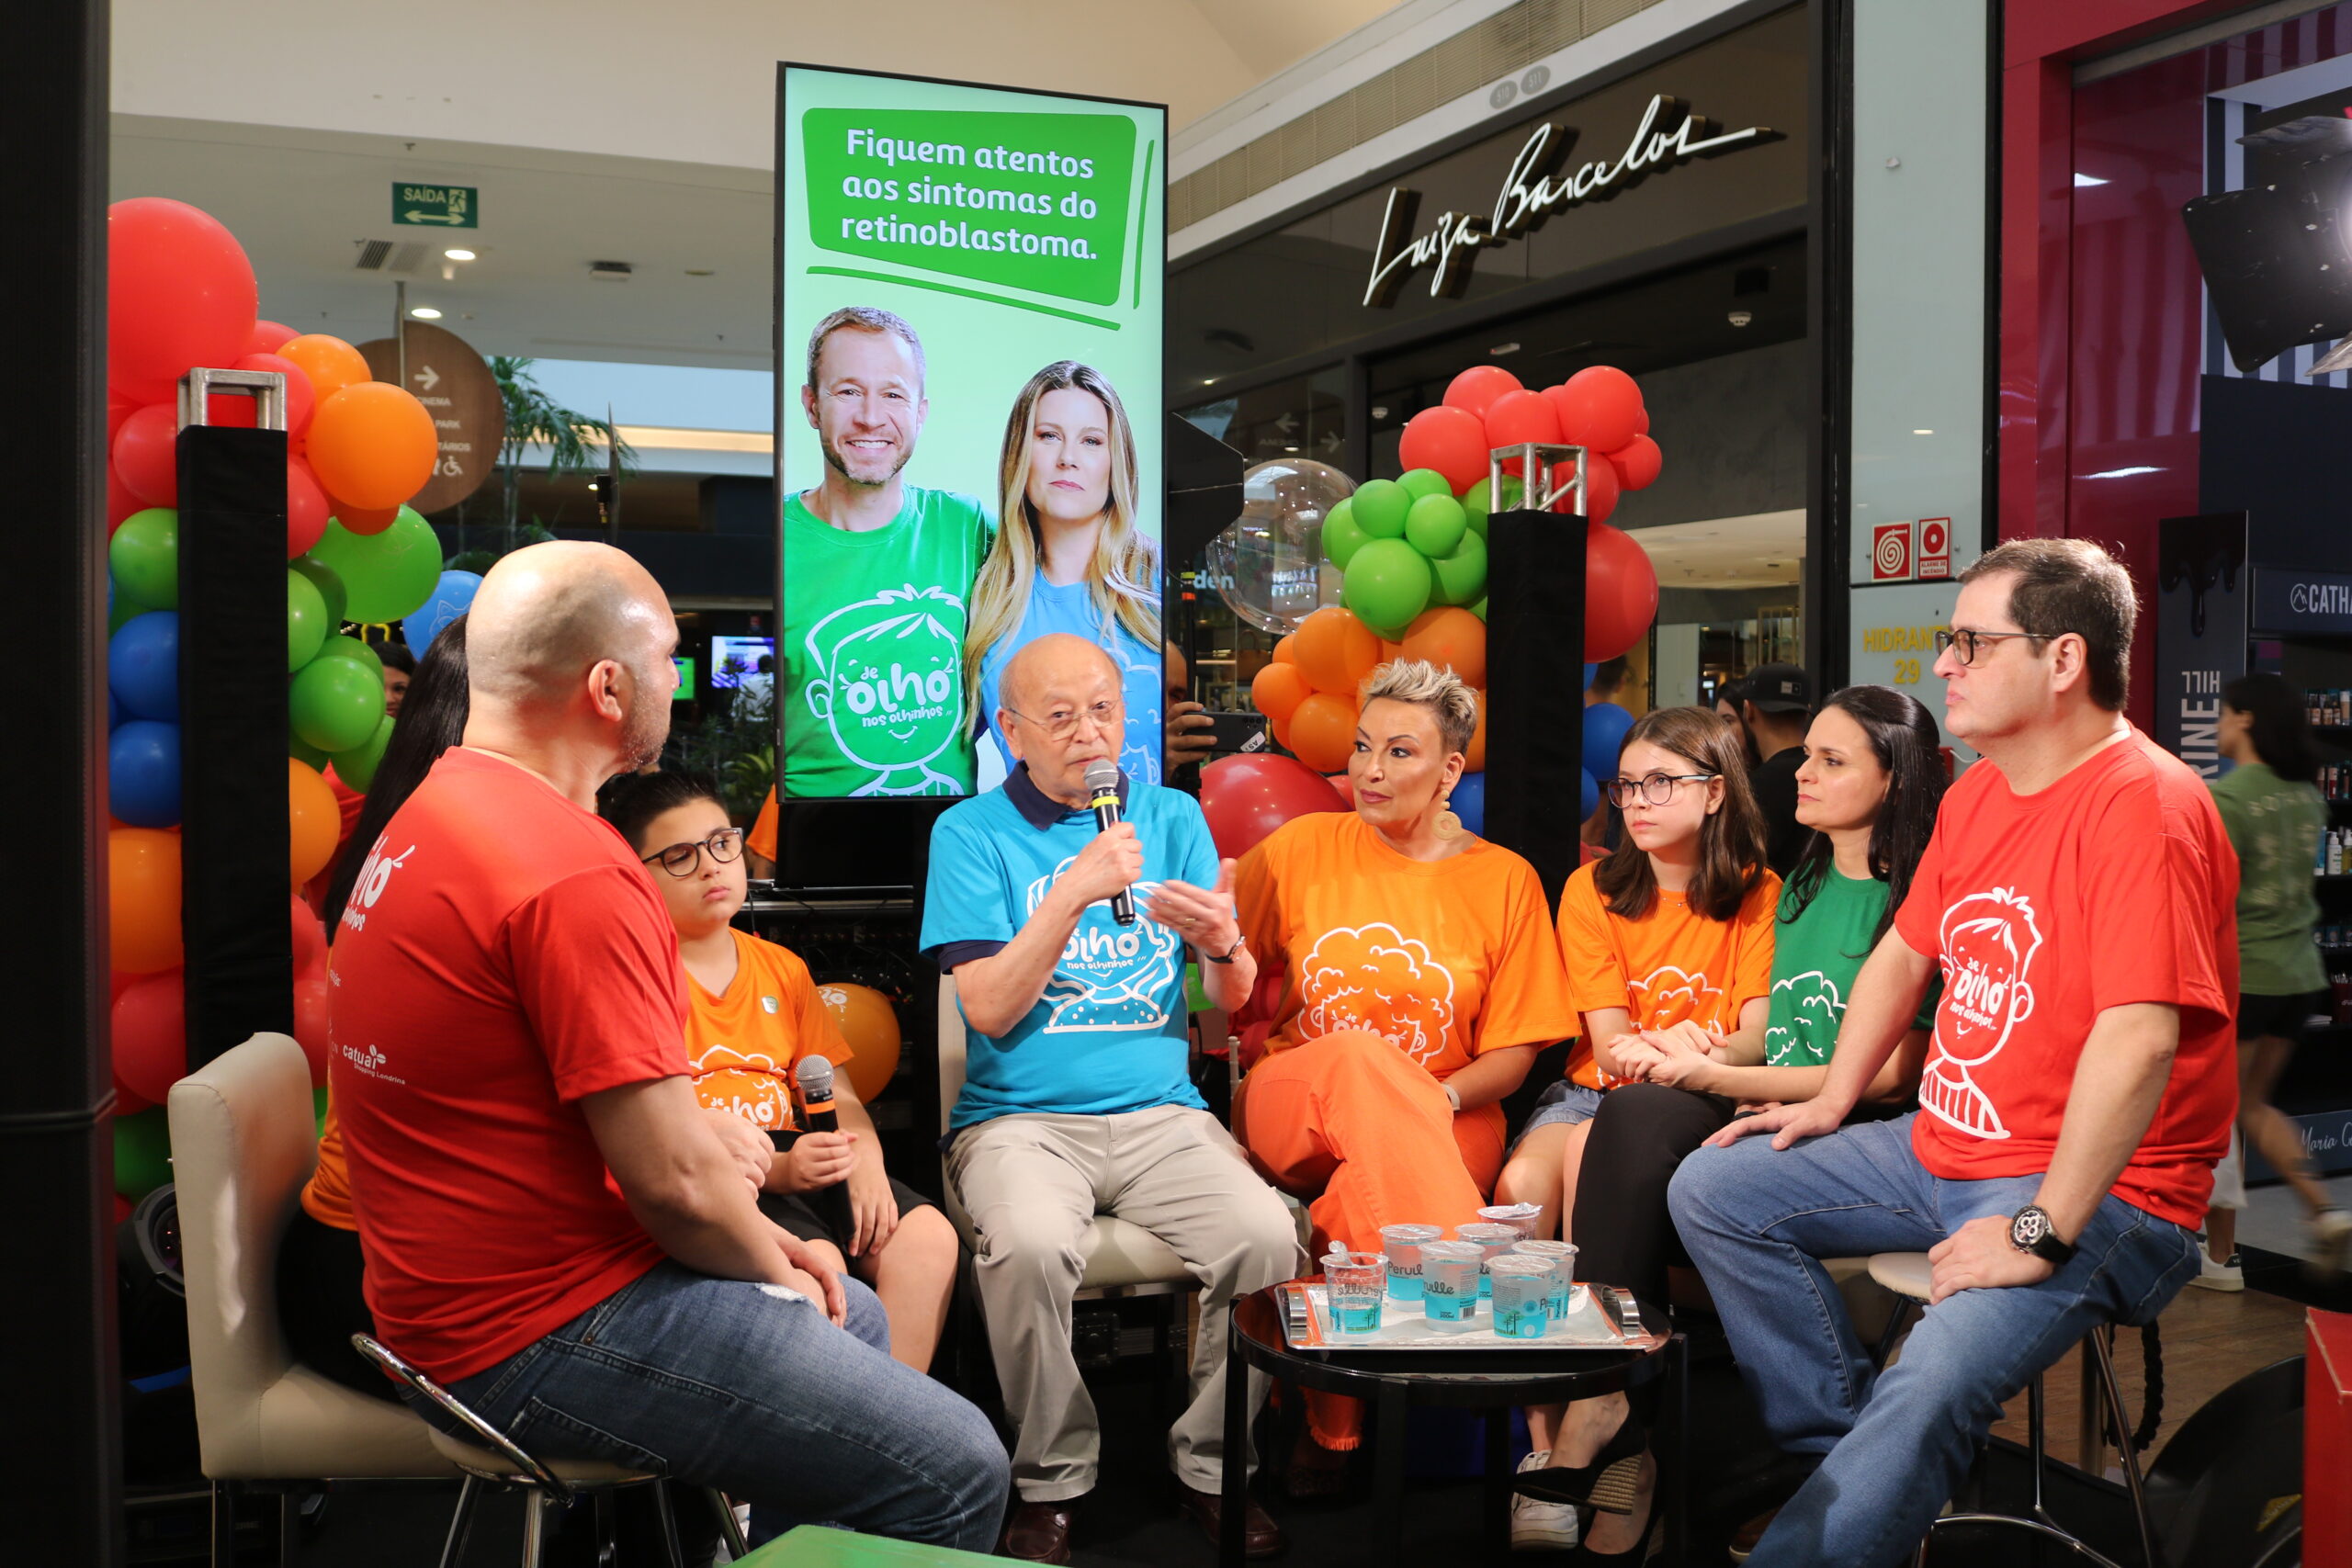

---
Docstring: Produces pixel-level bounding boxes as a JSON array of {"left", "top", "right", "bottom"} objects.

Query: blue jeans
[
  {"left": 1668, "top": 1115, "right": 2199, "bottom": 1568},
  {"left": 410, "top": 1263, "right": 1010, "bottom": 1553}
]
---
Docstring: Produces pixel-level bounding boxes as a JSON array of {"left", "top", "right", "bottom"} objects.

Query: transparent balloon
[{"left": 1207, "top": 458, "right": 1357, "bottom": 635}]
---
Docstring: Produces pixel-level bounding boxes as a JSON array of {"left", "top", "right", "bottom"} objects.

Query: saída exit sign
[{"left": 392, "top": 185, "right": 478, "bottom": 229}]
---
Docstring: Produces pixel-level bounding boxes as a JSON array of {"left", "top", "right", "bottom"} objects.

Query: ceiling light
[
  {"left": 1912, "top": 428, "right": 1934, "bottom": 434},
  {"left": 409, "top": 306, "right": 442, "bottom": 320},
  {"left": 1285, "top": 446, "right": 1300, "bottom": 453},
  {"left": 2086, "top": 465, "right": 2160, "bottom": 479},
  {"left": 2074, "top": 173, "right": 2108, "bottom": 187},
  {"left": 1490, "top": 342, "right": 1521, "bottom": 355},
  {"left": 443, "top": 248, "right": 476, "bottom": 261},
  {"left": 1202, "top": 378, "right": 1216, "bottom": 385},
  {"left": 1371, "top": 406, "right": 1389, "bottom": 420}
]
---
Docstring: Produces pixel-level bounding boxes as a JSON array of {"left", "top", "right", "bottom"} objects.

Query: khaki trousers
[{"left": 948, "top": 1104, "right": 1304, "bottom": 1501}]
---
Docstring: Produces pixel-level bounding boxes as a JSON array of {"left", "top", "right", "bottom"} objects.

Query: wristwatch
[
  {"left": 1204, "top": 934, "right": 1247, "bottom": 964},
  {"left": 2008, "top": 1205, "right": 2076, "bottom": 1267}
]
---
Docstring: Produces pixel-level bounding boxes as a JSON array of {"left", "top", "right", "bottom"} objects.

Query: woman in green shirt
[
  {"left": 1515, "top": 687, "right": 1945, "bottom": 1559},
  {"left": 2198, "top": 672, "right": 2350, "bottom": 1285}
]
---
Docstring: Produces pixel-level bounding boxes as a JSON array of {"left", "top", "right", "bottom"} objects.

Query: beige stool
[
  {"left": 168, "top": 1032, "right": 460, "bottom": 1564},
  {"left": 1869, "top": 1251, "right": 2158, "bottom": 1568},
  {"left": 354, "top": 1333, "right": 749, "bottom": 1567}
]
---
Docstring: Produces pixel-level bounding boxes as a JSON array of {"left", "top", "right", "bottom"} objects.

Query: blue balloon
[
  {"left": 108, "top": 719, "right": 182, "bottom": 827},
  {"left": 402, "top": 570, "right": 482, "bottom": 658},
  {"left": 1582, "top": 700, "right": 1634, "bottom": 781},
  {"left": 1451, "top": 770, "right": 1486, "bottom": 838},
  {"left": 1584, "top": 662, "right": 1599, "bottom": 691},
  {"left": 1580, "top": 767, "right": 1600, "bottom": 818},
  {"left": 108, "top": 689, "right": 121, "bottom": 732},
  {"left": 108, "top": 611, "right": 180, "bottom": 723}
]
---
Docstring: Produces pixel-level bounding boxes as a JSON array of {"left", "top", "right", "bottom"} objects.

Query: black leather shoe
[
  {"left": 1178, "top": 1483, "right": 1287, "bottom": 1558},
  {"left": 1000, "top": 1497, "right": 1079, "bottom": 1564}
]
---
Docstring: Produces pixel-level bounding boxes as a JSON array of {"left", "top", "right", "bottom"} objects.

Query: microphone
[
  {"left": 794, "top": 1055, "right": 854, "bottom": 1244},
  {"left": 1084, "top": 761, "right": 1136, "bottom": 927}
]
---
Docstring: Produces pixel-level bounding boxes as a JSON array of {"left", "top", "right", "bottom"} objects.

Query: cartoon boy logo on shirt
[
  {"left": 801, "top": 585, "right": 972, "bottom": 796},
  {"left": 1026, "top": 858, "right": 1182, "bottom": 1032},
  {"left": 1765, "top": 970, "right": 1844, "bottom": 1066},
  {"left": 1922, "top": 886, "right": 2043, "bottom": 1140},
  {"left": 1298, "top": 924, "right": 1458, "bottom": 1066}
]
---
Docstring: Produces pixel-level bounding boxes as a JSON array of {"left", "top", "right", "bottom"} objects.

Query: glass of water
[
  {"left": 1510, "top": 1240, "right": 1578, "bottom": 1320},
  {"left": 1323, "top": 1249, "right": 1386, "bottom": 1335},
  {"left": 1454, "top": 1223, "right": 1522, "bottom": 1298},
  {"left": 1419, "top": 1241, "right": 1485, "bottom": 1325},
  {"left": 1487, "top": 1255, "right": 1553, "bottom": 1338},
  {"left": 1379, "top": 1224, "right": 1443, "bottom": 1301},
  {"left": 1477, "top": 1202, "right": 1544, "bottom": 1242}
]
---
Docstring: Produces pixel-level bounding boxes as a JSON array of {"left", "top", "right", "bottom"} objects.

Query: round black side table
[{"left": 1217, "top": 1281, "right": 1686, "bottom": 1567}]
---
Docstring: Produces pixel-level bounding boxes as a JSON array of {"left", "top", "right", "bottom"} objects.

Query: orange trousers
[{"left": 1234, "top": 1030, "right": 1500, "bottom": 1448}]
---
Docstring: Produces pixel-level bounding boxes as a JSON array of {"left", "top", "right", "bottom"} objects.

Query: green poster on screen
[{"left": 776, "top": 66, "right": 1166, "bottom": 803}]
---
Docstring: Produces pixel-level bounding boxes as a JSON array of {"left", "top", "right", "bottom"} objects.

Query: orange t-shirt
[
  {"left": 685, "top": 928, "right": 852, "bottom": 1133},
  {"left": 1235, "top": 812, "right": 1577, "bottom": 1082},
  {"left": 301, "top": 1094, "right": 356, "bottom": 1230},
  {"left": 746, "top": 787, "right": 779, "bottom": 864},
  {"left": 1555, "top": 860, "right": 1781, "bottom": 1089}
]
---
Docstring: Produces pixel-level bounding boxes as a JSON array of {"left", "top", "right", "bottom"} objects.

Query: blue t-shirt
[
  {"left": 976, "top": 574, "right": 1164, "bottom": 787},
  {"left": 921, "top": 774, "right": 1214, "bottom": 1129}
]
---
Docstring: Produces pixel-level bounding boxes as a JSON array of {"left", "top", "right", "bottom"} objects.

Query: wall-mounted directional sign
[
  {"left": 392, "top": 183, "right": 478, "bottom": 228},
  {"left": 357, "top": 322, "right": 503, "bottom": 514}
]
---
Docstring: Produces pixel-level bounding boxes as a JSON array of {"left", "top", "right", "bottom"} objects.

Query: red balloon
[
  {"left": 1552, "top": 366, "right": 1645, "bottom": 455},
  {"left": 107, "top": 391, "right": 140, "bottom": 446},
  {"left": 287, "top": 457, "right": 330, "bottom": 558},
  {"left": 1484, "top": 389, "right": 1561, "bottom": 467},
  {"left": 108, "top": 198, "right": 258, "bottom": 405},
  {"left": 293, "top": 970, "right": 332, "bottom": 1087},
  {"left": 1199, "top": 753, "right": 1350, "bottom": 860},
  {"left": 111, "top": 403, "right": 179, "bottom": 508},
  {"left": 1442, "top": 366, "right": 1523, "bottom": 422},
  {"left": 1552, "top": 452, "right": 1621, "bottom": 525},
  {"left": 247, "top": 320, "right": 299, "bottom": 356},
  {"left": 1585, "top": 522, "right": 1659, "bottom": 660},
  {"left": 1635, "top": 406, "right": 1651, "bottom": 437},
  {"left": 1398, "top": 405, "right": 1493, "bottom": 494},
  {"left": 332, "top": 499, "right": 401, "bottom": 536},
  {"left": 1611, "top": 434, "right": 1663, "bottom": 491},
  {"left": 112, "top": 968, "right": 187, "bottom": 1106},
  {"left": 107, "top": 465, "right": 142, "bottom": 534},
  {"left": 112, "top": 1074, "right": 154, "bottom": 1117},
  {"left": 290, "top": 893, "right": 329, "bottom": 979}
]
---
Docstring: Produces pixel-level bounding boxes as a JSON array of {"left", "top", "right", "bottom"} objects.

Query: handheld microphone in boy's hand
[
  {"left": 1083, "top": 761, "right": 1136, "bottom": 927},
  {"left": 795, "top": 1055, "right": 839, "bottom": 1135}
]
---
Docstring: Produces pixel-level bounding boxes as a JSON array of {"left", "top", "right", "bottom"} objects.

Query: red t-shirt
[
  {"left": 1893, "top": 729, "right": 2237, "bottom": 1227},
  {"left": 330, "top": 748, "right": 688, "bottom": 1382}
]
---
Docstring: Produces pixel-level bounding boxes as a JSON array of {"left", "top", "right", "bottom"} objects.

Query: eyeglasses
[
  {"left": 641, "top": 828, "right": 744, "bottom": 878},
  {"left": 1005, "top": 700, "right": 1120, "bottom": 742},
  {"left": 1604, "top": 773, "right": 1717, "bottom": 808},
  {"left": 1933, "top": 627, "right": 2055, "bottom": 666}
]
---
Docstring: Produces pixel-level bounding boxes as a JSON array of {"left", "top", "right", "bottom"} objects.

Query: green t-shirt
[
  {"left": 1762, "top": 867, "right": 1936, "bottom": 1066},
  {"left": 779, "top": 486, "right": 993, "bottom": 799},
  {"left": 2209, "top": 761, "right": 2327, "bottom": 996}
]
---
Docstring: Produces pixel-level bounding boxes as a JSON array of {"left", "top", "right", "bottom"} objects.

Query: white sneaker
[
  {"left": 2310, "top": 1208, "right": 2352, "bottom": 1282},
  {"left": 1511, "top": 1450, "right": 1581, "bottom": 1551},
  {"left": 2188, "top": 1247, "right": 2244, "bottom": 1292}
]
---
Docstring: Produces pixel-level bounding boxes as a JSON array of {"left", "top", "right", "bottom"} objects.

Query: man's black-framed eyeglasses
[
  {"left": 1604, "top": 773, "right": 1718, "bottom": 808},
  {"left": 642, "top": 828, "right": 745, "bottom": 877},
  {"left": 1934, "top": 627, "right": 2055, "bottom": 666}
]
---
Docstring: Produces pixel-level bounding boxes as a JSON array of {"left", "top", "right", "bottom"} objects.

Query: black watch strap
[{"left": 1204, "top": 935, "right": 1246, "bottom": 964}]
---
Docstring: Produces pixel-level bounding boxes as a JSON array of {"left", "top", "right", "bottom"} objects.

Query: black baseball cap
[{"left": 1744, "top": 663, "right": 1814, "bottom": 714}]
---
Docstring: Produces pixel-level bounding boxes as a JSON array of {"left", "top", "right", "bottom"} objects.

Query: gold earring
[{"left": 1432, "top": 795, "right": 1463, "bottom": 840}]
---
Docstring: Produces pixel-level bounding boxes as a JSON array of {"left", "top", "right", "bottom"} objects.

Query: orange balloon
[
  {"left": 817, "top": 983, "right": 903, "bottom": 1104},
  {"left": 1270, "top": 713, "right": 1294, "bottom": 754},
  {"left": 1292, "top": 606, "right": 1380, "bottom": 697},
  {"left": 1272, "top": 635, "right": 1297, "bottom": 666},
  {"left": 288, "top": 759, "right": 340, "bottom": 884},
  {"left": 1380, "top": 638, "right": 1406, "bottom": 665},
  {"left": 1287, "top": 691, "right": 1358, "bottom": 774},
  {"left": 1401, "top": 606, "right": 1488, "bottom": 688},
  {"left": 277, "top": 334, "right": 369, "bottom": 406},
  {"left": 1250, "top": 661, "right": 1312, "bottom": 723},
  {"left": 108, "top": 828, "right": 184, "bottom": 975},
  {"left": 1464, "top": 690, "right": 1487, "bottom": 773},
  {"left": 307, "top": 382, "right": 437, "bottom": 510}
]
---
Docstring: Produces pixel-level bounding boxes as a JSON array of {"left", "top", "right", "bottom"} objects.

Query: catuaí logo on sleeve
[
  {"left": 1765, "top": 970, "right": 1844, "bottom": 1065},
  {"left": 1027, "top": 857, "right": 1182, "bottom": 1032},
  {"left": 1298, "top": 923, "right": 1458, "bottom": 1065},
  {"left": 1922, "top": 886, "right": 2043, "bottom": 1140},
  {"left": 800, "top": 584, "right": 968, "bottom": 795}
]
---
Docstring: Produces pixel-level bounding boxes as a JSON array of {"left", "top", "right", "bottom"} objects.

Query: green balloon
[
  {"left": 314, "top": 633, "right": 384, "bottom": 684},
  {"left": 1343, "top": 538, "right": 1433, "bottom": 630},
  {"left": 287, "top": 569, "right": 330, "bottom": 672},
  {"left": 1322, "top": 502, "right": 1369, "bottom": 570},
  {"left": 306, "top": 507, "right": 443, "bottom": 624},
  {"left": 1398, "top": 468, "right": 1453, "bottom": 502},
  {"left": 291, "top": 652, "right": 388, "bottom": 753},
  {"left": 333, "top": 711, "right": 397, "bottom": 791},
  {"left": 1404, "top": 494, "right": 1468, "bottom": 559},
  {"left": 114, "top": 1107, "right": 173, "bottom": 1201},
  {"left": 109, "top": 509, "right": 180, "bottom": 611},
  {"left": 291, "top": 555, "right": 347, "bottom": 629},
  {"left": 288, "top": 733, "right": 330, "bottom": 770},
  {"left": 1351, "top": 479, "right": 1410, "bottom": 539},
  {"left": 1470, "top": 595, "right": 1487, "bottom": 622},
  {"left": 314, "top": 1087, "right": 330, "bottom": 1137},
  {"left": 1463, "top": 475, "right": 1523, "bottom": 536},
  {"left": 1430, "top": 530, "right": 1488, "bottom": 609},
  {"left": 108, "top": 592, "right": 141, "bottom": 636}
]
